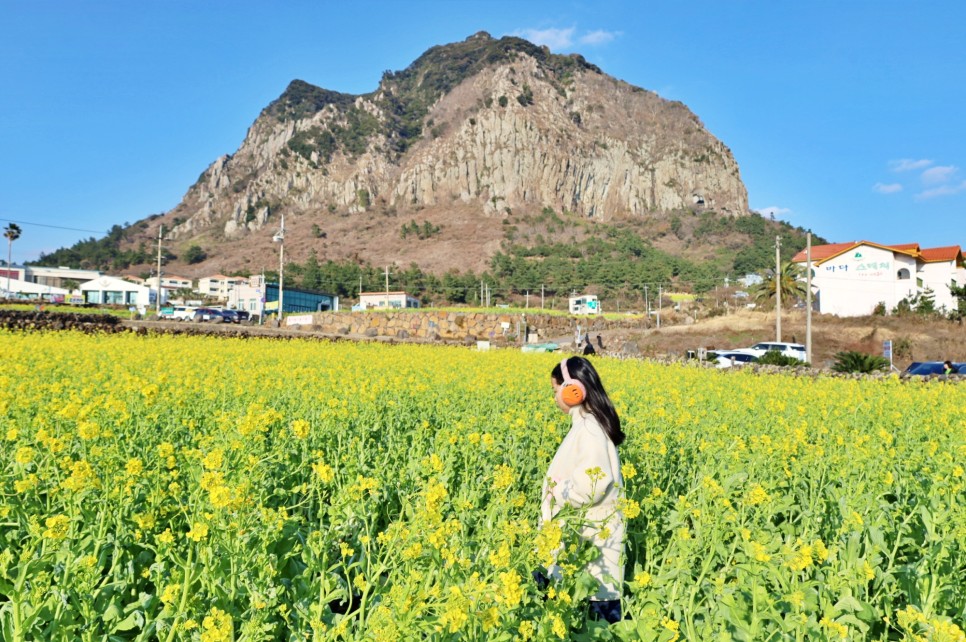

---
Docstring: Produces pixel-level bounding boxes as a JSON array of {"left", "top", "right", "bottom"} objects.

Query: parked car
[
  {"left": 219, "top": 309, "right": 241, "bottom": 324},
  {"left": 191, "top": 307, "right": 226, "bottom": 323},
  {"left": 744, "top": 342, "right": 807, "bottom": 361},
  {"left": 167, "top": 305, "right": 196, "bottom": 321},
  {"left": 712, "top": 351, "right": 759, "bottom": 369},
  {"left": 903, "top": 361, "right": 966, "bottom": 376},
  {"left": 234, "top": 310, "right": 251, "bottom": 323}
]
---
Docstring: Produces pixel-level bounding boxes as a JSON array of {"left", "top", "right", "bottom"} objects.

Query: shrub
[
  {"left": 757, "top": 350, "right": 807, "bottom": 367},
  {"left": 183, "top": 245, "right": 207, "bottom": 265},
  {"left": 832, "top": 351, "right": 890, "bottom": 373}
]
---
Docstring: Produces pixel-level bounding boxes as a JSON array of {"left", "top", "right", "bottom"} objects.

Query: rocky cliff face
[{"left": 160, "top": 32, "right": 748, "bottom": 273}]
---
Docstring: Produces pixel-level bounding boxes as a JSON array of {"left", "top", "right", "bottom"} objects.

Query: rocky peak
[{"left": 156, "top": 34, "right": 749, "bottom": 274}]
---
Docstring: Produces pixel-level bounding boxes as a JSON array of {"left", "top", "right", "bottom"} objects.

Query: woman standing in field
[{"left": 541, "top": 356, "right": 626, "bottom": 623}]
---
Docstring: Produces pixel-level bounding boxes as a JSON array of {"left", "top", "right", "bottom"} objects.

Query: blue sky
[{"left": 2, "top": 0, "right": 964, "bottom": 265}]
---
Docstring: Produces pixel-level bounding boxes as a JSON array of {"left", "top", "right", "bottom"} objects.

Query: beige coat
[{"left": 541, "top": 406, "right": 625, "bottom": 600}]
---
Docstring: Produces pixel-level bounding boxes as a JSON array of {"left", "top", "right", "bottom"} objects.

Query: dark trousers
[
  {"left": 533, "top": 570, "right": 623, "bottom": 624},
  {"left": 588, "top": 599, "right": 622, "bottom": 624}
]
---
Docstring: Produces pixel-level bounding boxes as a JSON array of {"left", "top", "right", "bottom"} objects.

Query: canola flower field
[{"left": 1, "top": 330, "right": 965, "bottom": 641}]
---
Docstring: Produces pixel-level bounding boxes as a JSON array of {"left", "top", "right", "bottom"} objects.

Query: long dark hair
[{"left": 552, "top": 356, "right": 625, "bottom": 446}]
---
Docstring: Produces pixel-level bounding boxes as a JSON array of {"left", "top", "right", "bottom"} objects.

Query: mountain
[{"left": 85, "top": 31, "right": 750, "bottom": 275}]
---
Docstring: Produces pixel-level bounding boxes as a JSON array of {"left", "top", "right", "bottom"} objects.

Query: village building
[
  {"left": 354, "top": 291, "right": 420, "bottom": 310},
  {"left": 792, "top": 241, "right": 965, "bottom": 317},
  {"left": 196, "top": 274, "right": 244, "bottom": 301},
  {"left": 229, "top": 275, "right": 339, "bottom": 319},
  {"left": 144, "top": 275, "right": 194, "bottom": 297},
  {"left": 80, "top": 275, "right": 160, "bottom": 308},
  {"left": 1, "top": 265, "right": 102, "bottom": 290},
  {"left": 0, "top": 277, "right": 70, "bottom": 299}
]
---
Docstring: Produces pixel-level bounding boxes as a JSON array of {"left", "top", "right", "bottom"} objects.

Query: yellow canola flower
[
  {"left": 43, "top": 514, "right": 70, "bottom": 540},
  {"left": 200, "top": 606, "right": 232, "bottom": 642},
  {"left": 312, "top": 460, "right": 334, "bottom": 483},
  {"left": 550, "top": 614, "right": 567, "bottom": 639},
  {"left": 202, "top": 448, "right": 224, "bottom": 470},
  {"left": 291, "top": 419, "right": 310, "bottom": 439},
  {"left": 187, "top": 522, "right": 209, "bottom": 542},
  {"left": 496, "top": 570, "right": 523, "bottom": 608},
  {"left": 492, "top": 464, "right": 514, "bottom": 490},
  {"left": 488, "top": 542, "right": 511, "bottom": 568},
  {"left": 744, "top": 483, "right": 771, "bottom": 506},
  {"left": 125, "top": 457, "right": 143, "bottom": 478}
]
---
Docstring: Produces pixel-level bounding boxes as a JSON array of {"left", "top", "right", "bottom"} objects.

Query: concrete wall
[{"left": 284, "top": 310, "right": 643, "bottom": 343}]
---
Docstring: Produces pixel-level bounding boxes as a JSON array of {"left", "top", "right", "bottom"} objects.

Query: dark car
[
  {"left": 903, "top": 361, "right": 966, "bottom": 376},
  {"left": 234, "top": 310, "right": 251, "bottom": 323},
  {"left": 191, "top": 307, "right": 225, "bottom": 323}
]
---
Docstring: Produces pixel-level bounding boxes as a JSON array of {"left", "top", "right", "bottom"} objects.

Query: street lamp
[{"left": 272, "top": 215, "right": 285, "bottom": 326}]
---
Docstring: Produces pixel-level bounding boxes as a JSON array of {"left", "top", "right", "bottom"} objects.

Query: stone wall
[{"left": 285, "top": 310, "right": 643, "bottom": 343}]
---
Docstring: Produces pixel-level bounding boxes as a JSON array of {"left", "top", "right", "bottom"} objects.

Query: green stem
[{"left": 163, "top": 546, "right": 195, "bottom": 642}]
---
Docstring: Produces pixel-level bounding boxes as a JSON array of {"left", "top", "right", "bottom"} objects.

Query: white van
[{"left": 171, "top": 306, "right": 197, "bottom": 321}]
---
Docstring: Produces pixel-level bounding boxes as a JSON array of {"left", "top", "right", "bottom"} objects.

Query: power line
[{"left": 0, "top": 218, "right": 108, "bottom": 235}]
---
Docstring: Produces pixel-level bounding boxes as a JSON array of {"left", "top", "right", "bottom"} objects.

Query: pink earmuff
[{"left": 557, "top": 358, "right": 586, "bottom": 406}]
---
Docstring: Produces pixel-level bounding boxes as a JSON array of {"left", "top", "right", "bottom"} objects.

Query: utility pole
[
  {"left": 384, "top": 265, "right": 390, "bottom": 308},
  {"left": 775, "top": 235, "right": 781, "bottom": 342},
  {"left": 644, "top": 285, "right": 649, "bottom": 317},
  {"left": 541, "top": 284, "right": 545, "bottom": 309},
  {"left": 657, "top": 284, "right": 662, "bottom": 329},
  {"left": 273, "top": 216, "right": 285, "bottom": 325},
  {"left": 156, "top": 225, "right": 163, "bottom": 316},
  {"left": 525, "top": 290, "right": 529, "bottom": 309},
  {"left": 806, "top": 233, "right": 813, "bottom": 363}
]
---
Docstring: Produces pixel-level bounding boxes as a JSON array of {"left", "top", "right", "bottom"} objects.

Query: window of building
[{"left": 897, "top": 268, "right": 910, "bottom": 280}]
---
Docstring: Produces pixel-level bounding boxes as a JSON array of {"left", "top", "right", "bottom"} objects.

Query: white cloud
[
  {"left": 756, "top": 206, "right": 791, "bottom": 219},
  {"left": 512, "top": 27, "right": 576, "bottom": 51},
  {"left": 873, "top": 182, "right": 903, "bottom": 194},
  {"left": 921, "top": 165, "right": 958, "bottom": 185},
  {"left": 579, "top": 29, "right": 621, "bottom": 46},
  {"left": 889, "top": 158, "right": 933, "bottom": 172},
  {"left": 916, "top": 180, "right": 966, "bottom": 200}
]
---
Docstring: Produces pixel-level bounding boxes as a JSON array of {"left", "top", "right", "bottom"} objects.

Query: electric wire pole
[
  {"left": 155, "top": 225, "right": 163, "bottom": 316},
  {"left": 273, "top": 215, "right": 285, "bottom": 326},
  {"left": 775, "top": 235, "right": 782, "bottom": 342},
  {"left": 806, "top": 233, "right": 813, "bottom": 363}
]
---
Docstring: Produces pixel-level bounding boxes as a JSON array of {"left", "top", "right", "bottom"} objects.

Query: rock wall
[{"left": 285, "top": 310, "right": 642, "bottom": 343}]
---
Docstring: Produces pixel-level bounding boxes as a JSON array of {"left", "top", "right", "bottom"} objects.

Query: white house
[
  {"left": 918, "top": 246, "right": 966, "bottom": 310},
  {"left": 228, "top": 275, "right": 266, "bottom": 316},
  {"left": 81, "top": 275, "right": 160, "bottom": 308},
  {"left": 569, "top": 294, "right": 601, "bottom": 315},
  {"left": 356, "top": 291, "right": 420, "bottom": 310},
  {"left": 792, "top": 241, "right": 965, "bottom": 316},
  {"left": 197, "top": 274, "right": 244, "bottom": 300},
  {"left": 144, "top": 275, "right": 194, "bottom": 296}
]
